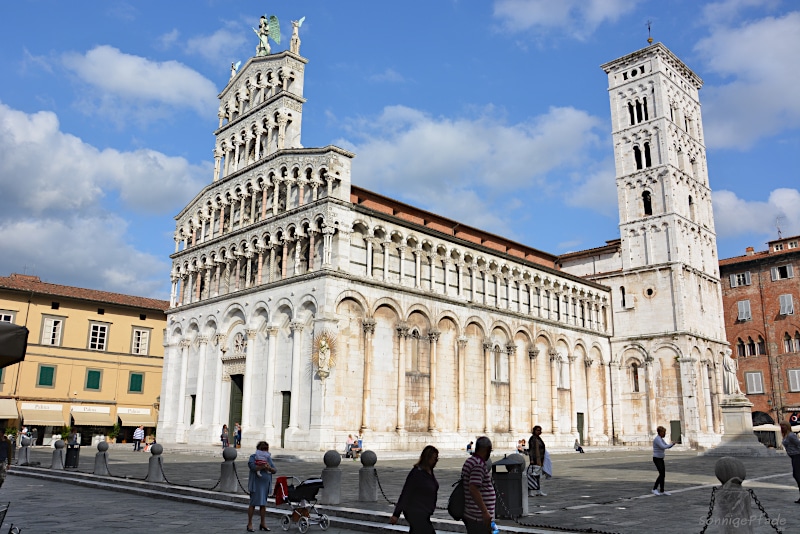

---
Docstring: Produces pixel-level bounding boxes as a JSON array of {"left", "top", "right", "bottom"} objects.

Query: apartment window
[
  {"left": 0, "top": 310, "right": 14, "bottom": 323},
  {"left": 774, "top": 243, "right": 784, "bottom": 251},
  {"left": 771, "top": 265, "right": 794, "bottom": 281},
  {"left": 747, "top": 337, "right": 757, "bottom": 356},
  {"left": 744, "top": 372, "right": 764, "bottom": 394},
  {"left": 131, "top": 328, "right": 151, "bottom": 355},
  {"left": 736, "top": 339, "right": 746, "bottom": 357},
  {"left": 788, "top": 241, "right": 798, "bottom": 250},
  {"left": 85, "top": 369, "right": 102, "bottom": 390},
  {"left": 787, "top": 332, "right": 800, "bottom": 353},
  {"left": 37, "top": 364, "right": 56, "bottom": 387},
  {"left": 41, "top": 316, "right": 64, "bottom": 346},
  {"left": 789, "top": 369, "right": 800, "bottom": 392},
  {"left": 729, "top": 272, "right": 751, "bottom": 288},
  {"left": 779, "top": 294, "right": 795, "bottom": 315},
  {"left": 89, "top": 322, "right": 109, "bottom": 351},
  {"left": 129, "top": 372, "right": 144, "bottom": 393},
  {"left": 737, "top": 300, "right": 752, "bottom": 321}
]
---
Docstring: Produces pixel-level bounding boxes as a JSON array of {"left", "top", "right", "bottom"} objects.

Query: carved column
[
  {"left": 568, "top": 354, "right": 578, "bottom": 433},
  {"left": 194, "top": 267, "right": 201, "bottom": 302},
  {"left": 529, "top": 348, "right": 539, "bottom": 426},
  {"left": 193, "top": 336, "right": 209, "bottom": 427},
  {"left": 269, "top": 246, "right": 277, "bottom": 283},
  {"left": 322, "top": 227, "right": 334, "bottom": 266},
  {"left": 428, "top": 329, "right": 441, "bottom": 432},
  {"left": 710, "top": 360, "right": 722, "bottom": 434},
  {"left": 213, "top": 148, "right": 222, "bottom": 182},
  {"left": 241, "top": 329, "right": 258, "bottom": 429},
  {"left": 700, "top": 360, "right": 714, "bottom": 433},
  {"left": 507, "top": 342, "right": 517, "bottom": 433},
  {"left": 272, "top": 180, "right": 280, "bottom": 216},
  {"left": 549, "top": 349, "right": 560, "bottom": 434},
  {"left": 382, "top": 241, "right": 390, "bottom": 282},
  {"left": 244, "top": 253, "right": 253, "bottom": 289},
  {"left": 644, "top": 355, "right": 656, "bottom": 436},
  {"left": 212, "top": 334, "right": 226, "bottom": 428},
  {"left": 483, "top": 340, "right": 493, "bottom": 433},
  {"left": 288, "top": 322, "right": 304, "bottom": 430},
  {"left": 584, "top": 358, "right": 594, "bottom": 444},
  {"left": 457, "top": 261, "right": 464, "bottom": 298},
  {"left": 234, "top": 255, "right": 241, "bottom": 291},
  {"left": 177, "top": 339, "right": 191, "bottom": 431},
  {"left": 428, "top": 254, "right": 436, "bottom": 291},
  {"left": 254, "top": 129, "right": 262, "bottom": 162},
  {"left": 398, "top": 245, "right": 407, "bottom": 285},
  {"left": 442, "top": 259, "right": 450, "bottom": 296},
  {"left": 233, "top": 139, "right": 241, "bottom": 172},
  {"left": 203, "top": 261, "right": 212, "bottom": 299},
  {"left": 604, "top": 361, "right": 614, "bottom": 443},
  {"left": 214, "top": 261, "right": 221, "bottom": 297},
  {"left": 396, "top": 323, "right": 409, "bottom": 432},
  {"left": 257, "top": 248, "right": 264, "bottom": 285},
  {"left": 457, "top": 337, "right": 468, "bottom": 433},
  {"left": 293, "top": 237, "right": 301, "bottom": 276},
  {"left": 414, "top": 248, "right": 422, "bottom": 288},
  {"left": 261, "top": 184, "right": 268, "bottom": 220},
  {"left": 470, "top": 267, "right": 476, "bottom": 302},
  {"left": 365, "top": 238, "right": 373, "bottom": 278},
  {"left": 361, "top": 319, "right": 376, "bottom": 432},
  {"left": 281, "top": 240, "right": 288, "bottom": 279},
  {"left": 264, "top": 326, "right": 278, "bottom": 434},
  {"left": 308, "top": 231, "right": 315, "bottom": 271},
  {"left": 482, "top": 271, "right": 489, "bottom": 305}
]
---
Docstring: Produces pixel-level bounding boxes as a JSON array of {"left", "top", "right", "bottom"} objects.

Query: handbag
[
  {"left": 526, "top": 464, "right": 541, "bottom": 491},
  {"left": 447, "top": 478, "right": 465, "bottom": 520}
]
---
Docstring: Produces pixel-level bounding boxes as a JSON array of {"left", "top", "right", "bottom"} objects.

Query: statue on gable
[
  {"left": 253, "top": 14, "right": 280, "bottom": 56},
  {"left": 290, "top": 16, "right": 305, "bottom": 55}
]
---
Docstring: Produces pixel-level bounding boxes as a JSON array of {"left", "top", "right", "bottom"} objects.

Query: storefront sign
[
  {"left": 71, "top": 405, "right": 111, "bottom": 414},
  {"left": 20, "top": 402, "right": 62, "bottom": 411}
]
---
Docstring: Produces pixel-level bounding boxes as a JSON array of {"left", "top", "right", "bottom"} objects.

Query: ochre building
[
  {"left": 159, "top": 28, "right": 729, "bottom": 451},
  {"left": 0, "top": 273, "right": 167, "bottom": 444}
]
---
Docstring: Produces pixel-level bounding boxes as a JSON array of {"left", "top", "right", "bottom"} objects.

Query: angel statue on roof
[{"left": 253, "top": 14, "right": 280, "bottom": 56}]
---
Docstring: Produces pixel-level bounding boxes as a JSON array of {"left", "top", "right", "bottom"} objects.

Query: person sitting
[
  {"left": 574, "top": 439, "right": 585, "bottom": 453},
  {"left": 466, "top": 441, "right": 473, "bottom": 455},
  {"left": 517, "top": 439, "right": 527, "bottom": 454},
  {"left": 345, "top": 434, "right": 355, "bottom": 458}
]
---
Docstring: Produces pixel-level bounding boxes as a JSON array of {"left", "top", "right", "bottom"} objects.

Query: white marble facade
[{"left": 158, "top": 41, "right": 728, "bottom": 451}]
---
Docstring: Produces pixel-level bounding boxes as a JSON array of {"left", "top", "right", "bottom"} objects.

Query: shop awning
[
  {"left": 117, "top": 411, "right": 156, "bottom": 427},
  {"left": 71, "top": 410, "right": 114, "bottom": 426},
  {"left": 0, "top": 398, "right": 19, "bottom": 420},
  {"left": 20, "top": 408, "right": 66, "bottom": 426}
]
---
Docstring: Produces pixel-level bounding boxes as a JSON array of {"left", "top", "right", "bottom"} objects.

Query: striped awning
[
  {"left": 0, "top": 398, "right": 19, "bottom": 420},
  {"left": 71, "top": 410, "right": 114, "bottom": 426},
  {"left": 20, "top": 408, "right": 67, "bottom": 426},
  {"left": 117, "top": 410, "right": 156, "bottom": 427}
]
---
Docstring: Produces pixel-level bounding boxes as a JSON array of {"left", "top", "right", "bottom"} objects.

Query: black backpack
[{"left": 447, "top": 478, "right": 465, "bottom": 520}]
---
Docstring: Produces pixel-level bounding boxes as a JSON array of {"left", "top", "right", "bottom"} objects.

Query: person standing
[
  {"left": 247, "top": 441, "right": 276, "bottom": 532},
  {"left": 0, "top": 433, "right": 11, "bottom": 488},
  {"left": 780, "top": 421, "right": 800, "bottom": 503},
  {"left": 528, "top": 425, "right": 547, "bottom": 496},
  {"left": 461, "top": 436, "right": 495, "bottom": 534},
  {"left": 132, "top": 425, "right": 145, "bottom": 451},
  {"left": 221, "top": 424, "right": 230, "bottom": 448},
  {"left": 390, "top": 445, "right": 439, "bottom": 533},
  {"left": 652, "top": 425, "right": 675, "bottom": 496},
  {"left": 235, "top": 423, "right": 242, "bottom": 448}
]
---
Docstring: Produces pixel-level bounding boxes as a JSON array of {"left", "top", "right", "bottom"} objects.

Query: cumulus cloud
[
  {"left": 339, "top": 104, "right": 604, "bottom": 236},
  {"left": 493, "top": 0, "right": 641, "bottom": 39},
  {"left": 62, "top": 45, "right": 219, "bottom": 121},
  {"left": 696, "top": 11, "right": 800, "bottom": 149},
  {"left": 564, "top": 160, "right": 618, "bottom": 217},
  {"left": 186, "top": 24, "right": 249, "bottom": 64},
  {"left": 712, "top": 188, "right": 800, "bottom": 239},
  {"left": 369, "top": 68, "right": 406, "bottom": 83}
]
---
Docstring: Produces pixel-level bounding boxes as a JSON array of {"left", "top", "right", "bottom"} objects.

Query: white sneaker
[
  {"left": 652, "top": 489, "right": 661, "bottom": 496},
  {"left": 662, "top": 491, "right": 671, "bottom": 496},
  {"left": 539, "top": 491, "right": 547, "bottom": 496},
  {"left": 528, "top": 490, "right": 536, "bottom": 497}
]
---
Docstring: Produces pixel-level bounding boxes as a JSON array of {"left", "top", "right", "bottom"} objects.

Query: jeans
[
  {"left": 133, "top": 439, "right": 142, "bottom": 451},
  {"left": 653, "top": 457, "right": 666, "bottom": 492}
]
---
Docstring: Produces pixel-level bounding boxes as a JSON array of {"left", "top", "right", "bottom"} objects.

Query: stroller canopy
[{"left": 0, "top": 322, "right": 28, "bottom": 369}]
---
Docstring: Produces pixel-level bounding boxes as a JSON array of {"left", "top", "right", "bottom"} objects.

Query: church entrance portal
[{"left": 228, "top": 374, "right": 244, "bottom": 443}]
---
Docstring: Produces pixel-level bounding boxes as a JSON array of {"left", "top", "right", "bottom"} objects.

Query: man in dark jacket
[
  {"left": 528, "top": 425, "right": 546, "bottom": 496},
  {"left": 0, "top": 433, "right": 12, "bottom": 487}
]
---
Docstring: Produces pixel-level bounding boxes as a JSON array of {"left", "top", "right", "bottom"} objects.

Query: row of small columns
[{"left": 214, "top": 112, "right": 291, "bottom": 181}]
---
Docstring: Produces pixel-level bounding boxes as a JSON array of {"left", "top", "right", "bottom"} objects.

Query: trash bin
[
  {"left": 491, "top": 453, "right": 527, "bottom": 518},
  {"left": 65, "top": 444, "right": 80, "bottom": 468}
]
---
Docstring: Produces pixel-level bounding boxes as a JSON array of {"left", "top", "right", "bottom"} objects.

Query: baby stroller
[{"left": 276, "top": 477, "right": 330, "bottom": 532}]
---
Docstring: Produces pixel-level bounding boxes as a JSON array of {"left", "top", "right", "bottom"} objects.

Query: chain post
[
  {"left": 373, "top": 469, "right": 396, "bottom": 506},
  {"left": 748, "top": 488, "right": 783, "bottom": 534},
  {"left": 232, "top": 462, "right": 251, "bottom": 495},
  {"left": 698, "top": 486, "right": 716, "bottom": 534}
]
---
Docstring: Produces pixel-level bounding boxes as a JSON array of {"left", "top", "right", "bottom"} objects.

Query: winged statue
[
  {"left": 230, "top": 60, "right": 241, "bottom": 79},
  {"left": 253, "top": 14, "right": 280, "bottom": 56}
]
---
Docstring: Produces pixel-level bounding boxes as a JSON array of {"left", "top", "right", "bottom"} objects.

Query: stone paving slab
[{"left": 13, "top": 446, "right": 800, "bottom": 533}]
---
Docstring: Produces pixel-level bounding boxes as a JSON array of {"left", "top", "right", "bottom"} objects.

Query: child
[{"left": 254, "top": 447, "right": 273, "bottom": 477}]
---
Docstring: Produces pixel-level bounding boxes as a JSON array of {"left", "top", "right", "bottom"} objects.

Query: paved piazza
[{"left": 3, "top": 446, "right": 799, "bottom": 533}]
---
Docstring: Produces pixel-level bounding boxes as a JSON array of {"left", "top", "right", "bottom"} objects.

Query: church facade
[{"left": 158, "top": 31, "right": 728, "bottom": 450}]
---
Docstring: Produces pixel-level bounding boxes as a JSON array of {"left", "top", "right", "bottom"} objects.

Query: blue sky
[{"left": 1, "top": 0, "right": 798, "bottom": 299}]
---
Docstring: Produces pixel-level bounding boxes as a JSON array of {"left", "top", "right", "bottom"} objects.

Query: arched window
[
  {"left": 786, "top": 333, "right": 794, "bottom": 353},
  {"left": 747, "top": 337, "right": 756, "bottom": 356},
  {"left": 688, "top": 196, "right": 695, "bottom": 220},
  {"left": 632, "top": 363, "right": 640, "bottom": 392},
  {"left": 736, "top": 338, "right": 746, "bottom": 357},
  {"left": 757, "top": 336, "right": 766, "bottom": 355},
  {"left": 620, "top": 286, "right": 627, "bottom": 308},
  {"left": 628, "top": 102, "right": 635, "bottom": 126},
  {"left": 633, "top": 146, "right": 643, "bottom": 170},
  {"left": 636, "top": 100, "right": 643, "bottom": 123},
  {"left": 643, "top": 97, "right": 649, "bottom": 120},
  {"left": 644, "top": 142, "right": 652, "bottom": 168},
  {"left": 642, "top": 191, "right": 653, "bottom": 216},
  {"left": 795, "top": 332, "right": 800, "bottom": 352}
]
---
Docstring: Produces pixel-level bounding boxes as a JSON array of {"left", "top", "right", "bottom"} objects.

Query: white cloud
[
  {"left": 62, "top": 45, "right": 218, "bottom": 120},
  {"left": 158, "top": 29, "right": 181, "bottom": 50},
  {"left": 186, "top": 25, "right": 249, "bottom": 64},
  {"left": 369, "top": 68, "right": 406, "bottom": 83},
  {"left": 338, "top": 104, "right": 604, "bottom": 236},
  {"left": 565, "top": 161, "right": 618, "bottom": 217},
  {"left": 493, "top": 0, "right": 641, "bottom": 39},
  {"left": 701, "top": 0, "right": 782, "bottom": 25},
  {"left": 696, "top": 11, "right": 800, "bottom": 149},
  {"left": 712, "top": 188, "right": 800, "bottom": 239}
]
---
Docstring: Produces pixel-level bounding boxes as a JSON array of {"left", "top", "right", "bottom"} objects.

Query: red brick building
[{"left": 719, "top": 235, "right": 800, "bottom": 427}]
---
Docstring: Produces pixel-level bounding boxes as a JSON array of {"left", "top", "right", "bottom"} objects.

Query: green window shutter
[
  {"left": 129, "top": 373, "right": 143, "bottom": 392},
  {"left": 39, "top": 366, "right": 54, "bottom": 386},
  {"left": 86, "top": 370, "right": 101, "bottom": 390}
]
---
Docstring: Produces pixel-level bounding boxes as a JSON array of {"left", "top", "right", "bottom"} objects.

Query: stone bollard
[
  {"left": 711, "top": 457, "right": 753, "bottom": 534},
  {"left": 50, "top": 440, "right": 65, "bottom": 470},
  {"left": 17, "top": 436, "right": 31, "bottom": 466},
  {"left": 94, "top": 441, "right": 110, "bottom": 476},
  {"left": 358, "top": 450, "right": 377, "bottom": 502},
  {"left": 145, "top": 443, "right": 165, "bottom": 483},
  {"left": 217, "top": 446, "right": 240, "bottom": 493},
  {"left": 319, "top": 450, "right": 342, "bottom": 504}
]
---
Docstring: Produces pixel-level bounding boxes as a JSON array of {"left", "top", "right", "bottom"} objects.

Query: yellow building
[{"left": 0, "top": 273, "right": 168, "bottom": 445}]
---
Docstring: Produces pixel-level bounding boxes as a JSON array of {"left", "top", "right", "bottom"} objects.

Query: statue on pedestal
[
  {"left": 722, "top": 349, "right": 743, "bottom": 396},
  {"left": 290, "top": 16, "right": 305, "bottom": 55},
  {"left": 253, "top": 14, "right": 280, "bottom": 56}
]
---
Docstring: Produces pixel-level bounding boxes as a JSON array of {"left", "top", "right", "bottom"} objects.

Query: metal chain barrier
[
  {"left": 373, "top": 470, "right": 396, "bottom": 507},
  {"left": 155, "top": 457, "right": 222, "bottom": 491},
  {"left": 748, "top": 488, "right": 783, "bottom": 534},
  {"left": 698, "top": 486, "right": 716, "bottom": 534},
  {"left": 232, "top": 462, "right": 251, "bottom": 495},
  {"left": 103, "top": 454, "right": 146, "bottom": 481}
]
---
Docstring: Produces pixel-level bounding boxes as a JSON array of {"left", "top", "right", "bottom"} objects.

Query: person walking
[
  {"left": 221, "top": 424, "right": 230, "bottom": 448},
  {"left": 132, "top": 425, "right": 145, "bottom": 451},
  {"left": 0, "top": 433, "right": 11, "bottom": 488},
  {"left": 389, "top": 445, "right": 439, "bottom": 533},
  {"left": 652, "top": 425, "right": 675, "bottom": 496},
  {"left": 780, "top": 421, "right": 800, "bottom": 503},
  {"left": 528, "top": 425, "right": 547, "bottom": 496},
  {"left": 461, "top": 436, "right": 495, "bottom": 534},
  {"left": 247, "top": 441, "right": 276, "bottom": 532}
]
